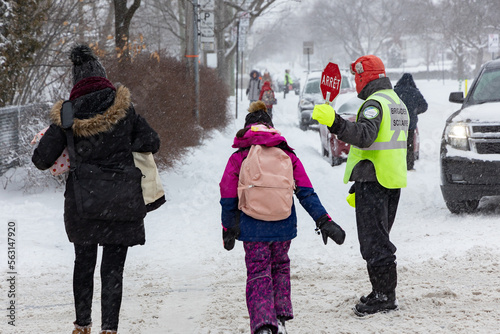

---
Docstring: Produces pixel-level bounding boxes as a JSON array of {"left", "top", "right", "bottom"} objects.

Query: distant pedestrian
[
  {"left": 259, "top": 81, "right": 277, "bottom": 119},
  {"left": 262, "top": 71, "right": 274, "bottom": 90},
  {"left": 394, "top": 73, "right": 428, "bottom": 170},
  {"left": 219, "top": 101, "right": 345, "bottom": 334},
  {"left": 246, "top": 70, "right": 262, "bottom": 104},
  {"left": 283, "top": 69, "right": 293, "bottom": 99}
]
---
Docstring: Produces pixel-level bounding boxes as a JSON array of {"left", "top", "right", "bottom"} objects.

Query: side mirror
[{"left": 449, "top": 92, "right": 465, "bottom": 104}]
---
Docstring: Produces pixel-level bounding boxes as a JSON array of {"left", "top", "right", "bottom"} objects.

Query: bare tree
[
  {"left": 113, "top": 0, "right": 141, "bottom": 59},
  {"left": 138, "top": 0, "right": 186, "bottom": 54},
  {"left": 306, "top": 0, "right": 409, "bottom": 62},
  {"left": 14, "top": 0, "right": 114, "bottom": 105}
]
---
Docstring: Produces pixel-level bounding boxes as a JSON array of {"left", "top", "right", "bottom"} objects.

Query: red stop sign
[{"left": 320, "top": 62, "right": 342, "bottom": 103}]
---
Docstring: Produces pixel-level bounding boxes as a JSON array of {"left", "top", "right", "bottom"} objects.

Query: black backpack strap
[{"left": 64, "top": 127, "right": 80, "bottom": 171}]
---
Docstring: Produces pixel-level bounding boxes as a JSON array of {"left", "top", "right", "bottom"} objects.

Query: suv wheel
[
  {"left": 326, "top": 145, "right": 342, "bottom": 166},
  {"left": 445, "top": 199, "right": 480, "bottom": 214}
]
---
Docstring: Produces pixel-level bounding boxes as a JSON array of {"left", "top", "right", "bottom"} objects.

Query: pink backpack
[{"left": 238, "top": 144, "right": 295, "bottom": 221}]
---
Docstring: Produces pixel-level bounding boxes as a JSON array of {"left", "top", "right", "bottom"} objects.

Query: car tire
[
  {"left": 445, "top": 199, "right": 480, "bottom": 214},
  {"left": 321, "top": 143, "right": 328, "bottom": 157},
  {"left": 326, "top": 142, "right": 342, "bottom": 166}
]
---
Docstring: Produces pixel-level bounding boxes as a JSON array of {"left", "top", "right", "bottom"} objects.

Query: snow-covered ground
[{"left": 1, "top": 79, "right": 500, "bottom": 334}]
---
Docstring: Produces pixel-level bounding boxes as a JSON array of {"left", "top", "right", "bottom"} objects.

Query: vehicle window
[
  {"left": 471, "top": 68, "right": 500, "bottom": 103},
  {"left": 338, "top": 99, "right": 362, "bottom": 115},
  {"left": 305, "top": 79, "right": 320, "bottom": 94}
]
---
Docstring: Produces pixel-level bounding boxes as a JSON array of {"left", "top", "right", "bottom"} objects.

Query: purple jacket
[{"left": 219, "top": 125, "right": 328, "bottom": 242}]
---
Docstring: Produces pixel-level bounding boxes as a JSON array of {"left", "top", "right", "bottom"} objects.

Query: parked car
[
  {"left": 319, "top": 96, "right": 359, "bottom": 165},
  {"left": 298, "top": 70, "right": 355, "bottom": 131},
  {"left": 440, "top": 58, "right": 500, "bottom": 214},
  {"left": 319, "top": 95, "right": 420, "bottom": 166}
]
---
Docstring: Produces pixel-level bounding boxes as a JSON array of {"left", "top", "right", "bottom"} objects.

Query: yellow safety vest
[{"left": 343, "top": 89, "right": 408, "bottom": 189}]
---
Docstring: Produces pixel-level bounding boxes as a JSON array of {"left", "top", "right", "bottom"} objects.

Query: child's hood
[
  {"left": 261, "top": 81, "right": 272, "bottom": 90},
  {"left": 232, "top": 124, "right": 291, "bottom": 149}
]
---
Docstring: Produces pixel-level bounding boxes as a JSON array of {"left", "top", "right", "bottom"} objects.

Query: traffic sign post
[
  {"left": 320, "top": 62, "right": 342, "bottom": 105},
  {"left": 303, "top": 41, "right": 314, "bottom": 73},
  {"left": 489, "top": 34, "right": 499, "bottom": 59}
]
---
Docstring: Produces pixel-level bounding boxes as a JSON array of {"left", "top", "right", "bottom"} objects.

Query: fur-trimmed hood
[{"left": 50, "top": 85, "right": 131, "bottom": 137}]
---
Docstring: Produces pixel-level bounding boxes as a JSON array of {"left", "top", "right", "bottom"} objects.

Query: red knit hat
[{"left": 350, "top": 55, "right": 386, "bottom": 94}]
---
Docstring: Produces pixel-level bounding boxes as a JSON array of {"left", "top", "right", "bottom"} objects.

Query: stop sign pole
[{"left": 320, "top": 62, "right": 342, "bottom": 105}]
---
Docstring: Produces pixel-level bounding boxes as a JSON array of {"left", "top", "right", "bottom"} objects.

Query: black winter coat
[
  {"left": 394, "top": 73, "right": 428, "bottom": 130},
  {"left": 32, "top": 86, "right": 160, "bottom": 246}
]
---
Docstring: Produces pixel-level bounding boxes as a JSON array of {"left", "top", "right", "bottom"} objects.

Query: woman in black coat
[
  {"left": 394, "top": 73, "right": 428, "bottom": 170},
  {"left": 32, "top": 45, "right": 160, "bottom": 334}
]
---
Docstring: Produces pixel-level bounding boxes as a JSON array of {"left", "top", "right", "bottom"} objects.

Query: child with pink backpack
[{"left": 219, "top": 101, "right": 346, "bottom": 334}]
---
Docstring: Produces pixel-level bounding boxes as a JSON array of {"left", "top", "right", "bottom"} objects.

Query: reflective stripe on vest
[
  {"left": 359, "top": 92, "right": 408, "bottom": 150},
  {"left": 343, "top": 89, "right": 408, "bottom": 189}
]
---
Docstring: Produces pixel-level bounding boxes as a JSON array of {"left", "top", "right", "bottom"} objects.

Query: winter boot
[
  {"left": 255, "top": 325, "right": 273, "bottom": 334},
  {"left": 72, "top": 323, "right": 91, "bottom": 334},
  {"left": 359, "top": 290, "right": 376, "bottom": 303},
  {"left": 354, "top": 291, "right": 398, "bottom": 317},
  {"left": 99, "top": 331, "right": 117, "bottom": 334},
  {"left": 277, "top": 316, "right": 288, "bottom": 334}
]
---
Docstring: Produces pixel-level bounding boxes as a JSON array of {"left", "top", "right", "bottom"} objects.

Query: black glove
[
  {"left": 246, "top": 88, "right": 249, "bottom": 95},
  {"left": 222, "top": 225, "right": 240, "bottom": 251},
  {"left": 315, "top": 214, "right": 345, "bottom": 245}
]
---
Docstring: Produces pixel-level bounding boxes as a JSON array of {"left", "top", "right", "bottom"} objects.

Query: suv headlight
[{"left": 445, "top": 123, "right": 470, "bottom": 150}]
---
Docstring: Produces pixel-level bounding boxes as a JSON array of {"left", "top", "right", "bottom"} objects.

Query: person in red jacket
[{"left": 258, "top": 81, "right": 277, "bottom": 119}]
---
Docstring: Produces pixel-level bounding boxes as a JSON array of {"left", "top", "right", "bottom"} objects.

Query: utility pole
[
  {"left": 235, "top": 19, "right": 240, "bottom": 119},
  {"left": 193, "top": 0, "right": 200, "bottom": 124}
]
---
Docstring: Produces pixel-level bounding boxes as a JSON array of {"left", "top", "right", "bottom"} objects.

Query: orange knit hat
[{"left": 350, "top": 55, "right": 386, "bottom": 94}]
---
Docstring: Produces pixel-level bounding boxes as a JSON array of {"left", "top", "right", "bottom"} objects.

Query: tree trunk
[
  {"left": 475, "top": 47, "right": 483, "bottom": 75},
  {"left": 456, "top": 42, "right": 464, "bottom": 81},
  {"left": 113, "top": 0, "right": 141, "bottom": 60},
  {"left": 98, "top": 1, "right": 115, "bottom": 50},
  {"left": 214, "top": 1, "right": 230, "bottom": 82}
]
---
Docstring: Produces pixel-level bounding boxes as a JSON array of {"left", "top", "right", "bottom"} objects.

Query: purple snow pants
[{"left": 244, "top": 241, "right": 293, "bottom": 334}]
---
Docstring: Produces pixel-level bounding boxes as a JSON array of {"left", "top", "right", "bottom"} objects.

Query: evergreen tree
[{"left": 0, "top": 0, "right": 46, "bottom": 107}]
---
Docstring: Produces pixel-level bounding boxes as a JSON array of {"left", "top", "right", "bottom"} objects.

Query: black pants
[
  {"left": 355, "top": 181, "right": 399, "bottom": 293},
  {"left": 407, "top": 129, "right": 415, "bottom": 170},
  {"left": 73, "top": 244, "right": 128, "bottom": 331}
]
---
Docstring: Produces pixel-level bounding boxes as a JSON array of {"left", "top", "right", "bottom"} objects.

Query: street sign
[
  {"left": 320, "top": 62, "right": 342, "bottom": 104},
  {"left": 303, "top": 41, "right": 314, "bottom": 55},
  {"left": 238, "top": 12, "right": 250, "bottom": 52},
  {"left": 200, "top": 11, "right": 215, "bottom": 43},
  {"left": 489, "top": 34, "right": 499, "bottom": 53}
]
